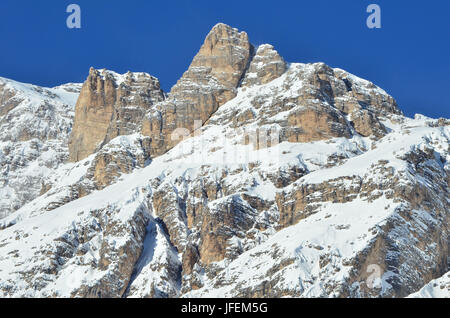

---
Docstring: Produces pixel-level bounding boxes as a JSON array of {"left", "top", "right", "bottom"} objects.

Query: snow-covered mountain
[
  {"left": 0, "top": 77, "right": 81, "bottom": 219},
  {"left": 0, "top": 23, "right": 448, "bottom": 298}
]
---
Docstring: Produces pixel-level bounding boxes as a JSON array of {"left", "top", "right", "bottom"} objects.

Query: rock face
[
  {"left": 141, "top": 23, "right": 253, "bottom": 157},
  {"left": 0, "top": 23, "right": 448, "bottom": 299},
  {"left": 241, "top": 44, "right": 286, "bottom": 87},
  {"left": 68, "top": 69, "right": 164, "bottom": 162},
  {"left": 0, "top": 81, "right": 21, "bottom": 117}
]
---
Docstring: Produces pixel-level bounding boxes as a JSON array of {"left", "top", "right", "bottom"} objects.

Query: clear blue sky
[{"left": 0, "top": 0, "right": 448, "bottom": 118}]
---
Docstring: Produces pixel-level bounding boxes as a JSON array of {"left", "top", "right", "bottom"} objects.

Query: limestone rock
[
  {"left": 88, "top": 135, "right": 152, "bottom": 190},
  {"left": 141, "top": 23, "right": 253, "bottom": 156},
  {"left": 68, "top": 68, "right": 164, "bottom": 162},
  {"left": 350, "top": 109, "right": 386, "bottom": 138},
  {"left": 0, "top": 82, "right": 22, "bottom": 117},
  {"left": 241, "top": 44, "right": 287, "bottom": 87},
  {"left": 209, "top": 62, "right": 400, "bottom": 146},
  {"left": 199, "top": 195, "right": 257, "bottom": 265},
  {"left": 182, "top": 243, "right": 200, "bottom": 276}
]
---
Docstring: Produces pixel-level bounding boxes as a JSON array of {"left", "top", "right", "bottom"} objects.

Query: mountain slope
[
  {"left": 0, "top": 105, "right": 447, "bottom": 297},
  {"left": 0, "top": 77, "right": 81, "bottom": 218}
]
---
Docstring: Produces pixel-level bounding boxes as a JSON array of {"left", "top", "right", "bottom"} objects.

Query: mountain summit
[{"left": 0, "top": 23, "right": 448, "bottom": 298}]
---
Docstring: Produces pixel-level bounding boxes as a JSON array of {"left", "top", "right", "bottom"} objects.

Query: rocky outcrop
[
  {"left": 0, "top": 82, "right": 22, "bottom": 117},
  {"left": 68, "top": 69, "right": 164, "bottom": 162},
  {"left": 198, "top": 195, "right": 258, "bottom": 265},
  {"left": 241, "top": 44, "right": 286, "bottom": 87},
  {"left": 141, "top": 23, "right": 253, "bottom": 156},
  {"left": 209, "top": 62, "right": 400, "bottom": 149},
  {"left": 88, "top": 135, "right": 153, "bottom": 190}
]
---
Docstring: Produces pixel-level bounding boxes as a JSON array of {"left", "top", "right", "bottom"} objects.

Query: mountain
[{"left": 0, "top": 23, "right": 448, "bottom": 298}]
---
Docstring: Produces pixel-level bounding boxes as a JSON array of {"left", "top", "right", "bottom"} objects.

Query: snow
[
  {"left": 293, "top": 119, "right": 450, "bottom": 187},
  {"left": 183, "top": 195, "right": 397, "bottom": 297},
  {"left": 126, "top": 219, "right": 181, "bottom": 298},
  {"left": 96, "top": 69, "right": 157, "bottom": 87},
  {"left": 407, "top": 272, "right": 449, "bottom": 298},
  {"left": 0, "top": 77, "right": 81, "bottom": 219}
]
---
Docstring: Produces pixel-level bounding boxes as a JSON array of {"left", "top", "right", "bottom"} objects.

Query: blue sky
[{"left": 0, "top": 0, "right": 448, "bottom": 118}]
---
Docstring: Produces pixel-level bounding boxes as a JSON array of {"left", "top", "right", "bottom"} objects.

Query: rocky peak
[
  {"left": 68, "top": 68, "right": 164, "bottom": 162},
  {"left": 141, "top": 23, "right": 254, "bottom": 156},
  {"left": 241, "top": 44, "right": 287, "bottom": 87},
  {"left": 169, "top": 22, "right": 253, "bottom": 115},
  {"left": 186, "top": 22, "right": 252, "bottom": 90}
]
